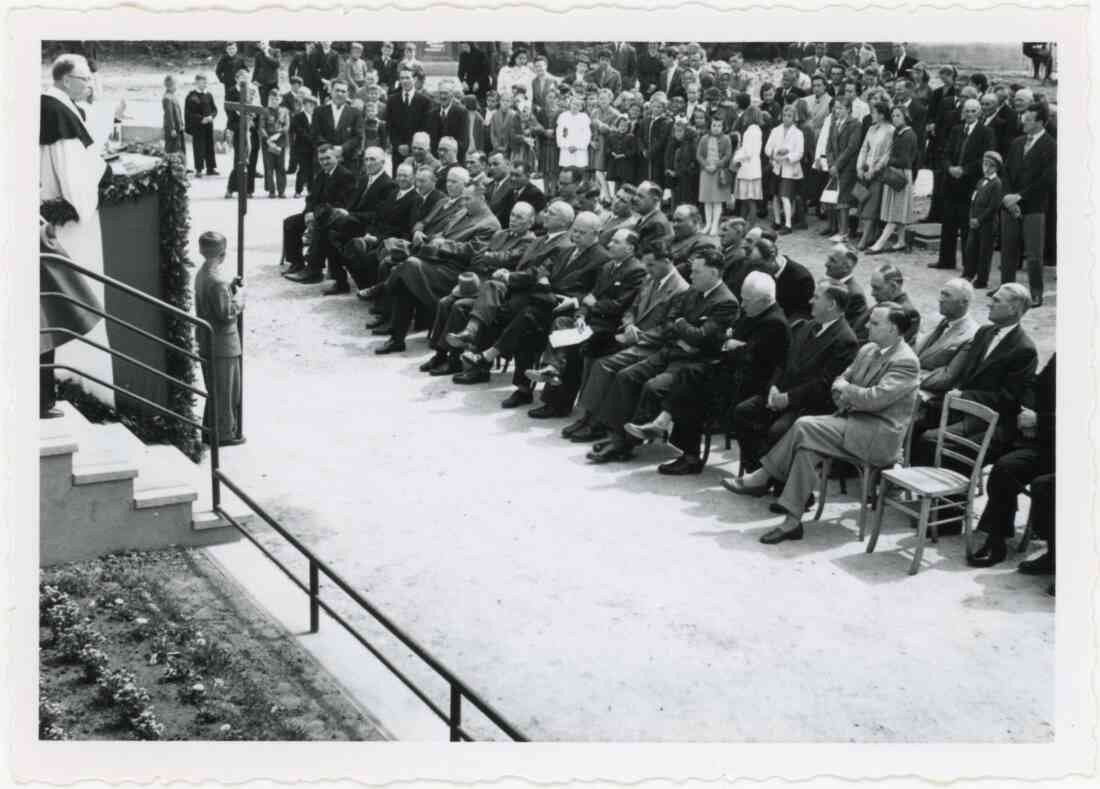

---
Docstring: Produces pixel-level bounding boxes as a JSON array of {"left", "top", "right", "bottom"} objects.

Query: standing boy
[{"left": 184, "top": 74, "right": 218, "bottom": 177}]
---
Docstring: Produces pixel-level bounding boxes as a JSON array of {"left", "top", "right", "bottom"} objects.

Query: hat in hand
[{"left": 452, "top": 271, "right": 481, "bottom": 299}]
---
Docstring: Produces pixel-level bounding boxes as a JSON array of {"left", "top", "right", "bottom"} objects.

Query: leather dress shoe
[
  {"left": 419, "top": 352, "right": 448, "bottom": 372},
  {"left": 429, "top": 358, "right": 462, "bottom": 377},
  {"left": 528, "top": 404, "right": 570, "bottom": 419},
  {"left": 588, "top": 441, "right": 633, "bottom": 463},
  {"left": 657, "top": 455, "right": 704, "bottom": 475},
  {"left": 446, "top": 329, "right": 477, "bottom": 349},
  {"left": 769, "top": 493, "right": 815, "bottom": 514},
  {"left": 370, "top": 325, "right": 393, "bottom": 336},
  {"left": 286, "top": 269, "right": 323, "bottom": 283},
  {"left": 570, "top": 423, "right": 608, "bottom": 443},
  {"left": 501, "top": 389, "right": 534, "bottom": 409},
  {"left": 321, "top": 281, "right": 350, "bottom": 296},
  {"left": 284, "top": 262, "right": 305, "bottom": 276},
  {"left": 461, "top": 350, "right": 491, "bottom": 370},
  {"left": 374, "top": 338, "right": 406, "bottom": 355},
  {"left": 358, "top": 285, "right": 382, "bottom": 302},
  {"left": 759, "top": 525, "right": 804, "bottom": 544},
  {"left": 967, "top": 539, "right": 1007, "bottom": 568},
  {"left": 1018, "top": 551, "right": 1055, "bottom": 575},
  {"left": 452, "top": 367, "right": 490, "bottom": 384},
  {"left": 525, "top": 367, "right": 563, "bottom": 387},
  {"left": 624, "top": 420, "right": 669, "bottom": 443},
  {"left": 561, "top": 417, "right": 590, "bottom": 439},
  {"left": 721, "top": 477, "right": 771, "bottom": 497},
  {"left": 928, "top": 262, "right": 956, "bottom": 269}
]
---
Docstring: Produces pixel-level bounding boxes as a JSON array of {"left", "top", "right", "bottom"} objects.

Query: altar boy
[{"left": 195, "top": 231, "right": 246, "bottom": 445}]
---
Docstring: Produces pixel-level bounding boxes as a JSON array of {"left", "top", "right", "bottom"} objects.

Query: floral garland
[{"left": 52, "top": 146, "right": 203, "bottom": 461}]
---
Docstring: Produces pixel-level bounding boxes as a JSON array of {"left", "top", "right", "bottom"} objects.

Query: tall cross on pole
[{"left": 223, "top": 99, "right": 266, "bottom": 435}]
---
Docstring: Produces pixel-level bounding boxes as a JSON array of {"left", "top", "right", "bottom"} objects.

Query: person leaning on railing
[{"left": 194, "top": 231, "right": 246, "bottom": 446}]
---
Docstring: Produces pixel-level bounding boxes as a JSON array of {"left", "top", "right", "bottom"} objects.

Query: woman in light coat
[
  {"left": 556, "top": 94, "right": 592, "bottom": 169},
  {"left": 868, "top": 105, "right": 919, "bottom": 253},
  {"left": 854, "top": 100, "right": 894, "bottom": 249},
  {"left": 763, "top": 103, "right": 805, "bottom": 233},
  {"left": 730, "top": 104, "right": 763, "bottom": 220}
]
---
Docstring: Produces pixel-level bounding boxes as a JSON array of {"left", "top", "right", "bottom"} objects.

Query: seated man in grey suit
[
  {"left": 914, "top": 277, "right": 980, "bottom": 408},
  {"left": 724, "top": 302, "right": 920, "bottom": 544}
]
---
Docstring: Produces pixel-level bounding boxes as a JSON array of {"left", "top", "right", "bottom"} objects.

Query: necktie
[
  {"left": 405, "top": 92, "right": 411, "bottom": 106},
  {"left": 76, "top": 105, "right": 86, "bottom": 121},
  {"left": 921, "top": 318, "right": 949, "bottom": 354}
]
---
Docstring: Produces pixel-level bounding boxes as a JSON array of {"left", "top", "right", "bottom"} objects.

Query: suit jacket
[
  {"left": 777, "top": 85, "right": 805, "bottom": 106},
  {"left": 774, "top": 258, "right": 815, "bottom": 323},
  {"left": 374, "top": 56, "right": 400, "bottom": 91},
  {"left": 835, "top": 277, "right": 869, "bottom": 331},
  {"left": 774, "top": 318, "right": 860, "bottom": 414},
  {"left": 883, "top": 54, "right": 919, "bottom": 79},
  {"left": 852, "top": 292, "right": 921, "bottom": 346},
  {"left": 722, "top": 302, "right": 791, "bottom": 401},
  {"left": 537, "top": 243, "right": 612, "bottom": 304},
  {"left": 290, "top": 111, "right": 317, "bottom": 156},
  {"left": 827, "top": 116, "right": 862, "bottom": 180},
  {"left": 305, "top": 165, "right": 357, "bottom": 213},
  {"left": 659, "top": 66, "right": 687, "bottom": 100},
  {"left": 969, "top": 175, "right": 1004, "bottom": 224},
  {"left": 484, "top": 176, "right": 512, "bottom": 221},
  {"left": 992, "top": 103, "right": 1020, "bottom": 158},
  {"left": 634, "top": 209, "right": 674, "bottom": 253},
  {"left": 1003, "top": 132, "right": 1057, "bottom": 215},
  {"left": 385, "top": 90, "right": 433, "bottom": 148},
  {"left": 659, "top": 282, "right": 740, "bottom": 359},
  {"left": 801, "top": 54, "right": 839, "bottom": 76},
  {"left": 641, "top": 114, "right": 672, "bottom": 170},
  {"left": 530, "top": 74, "right": 556, "bottom": 114},
  {"left": 581, "top": 255, "right": 647, "bottom": 331},
  {"left": 637, "top": 50, "right": 664, "bottom": 96},
  {"left": 457, "top": 48, "right": 491, "bottom": 95},
  {"left": 425, "top": 210, "right": 502, "bottom": 266},
  {"left": 496, "top": 182, "right": 548, "bottom": 229},
  {"left": 411, "top": 188, "right": 444, "bottom": 227},
  {"left": 916, "top": 313, "right": 980, "bottom": 394},
  {"left": 928, "top": 86, "right": 961, "bottom": 147},
  {"left": 346, "top": 171, "right": 398, "bottom": 225},
  {"left": 612, "top": 43, "right": 638, "bottom": 88},
  {"left": 833, "top": 341, "right": 921, "bottom": 468},
  {"left": 415, "top": 194, "right": 466, "bottom": 238},
  {"left": 598, "top": 213, "right": 639, "bottom": 248},
  {"left": 943, "top": 121, "right": 996, "bottom": 200},
  {"left": 183, "top": 90, "right": 217, "bottom": 135},
  {"left": 669, "top": 233, "right": 718, "bottom": 278},
  {"left": 1026, "top": 354, "right": 1055, "bottom": 472},
  {"left": 955, "top": 323, "right": 1039, "bottom": 438},
  {"left": 587, "top": 65, "right": 623, "bottom": 95},
  {"left": 469, "top": 228, "right": 536, "bottom": 276},
  {"left": 311, "top": 104, "right": 365, "bottom": 165},
  {"left": 901, "top": 99, "right": 928, "bottom": 166},
  {"left": 624, "top": 267, "right": 691, "bottom": 345},
  {"left": 507, "top": 231, "right": 575, "bottom": 291},
  {"left": 428, "top": 102, "right": 470, "bottom": 157},
  {"left": 370, "top": 187, "right": 422, "bottom": 240}
]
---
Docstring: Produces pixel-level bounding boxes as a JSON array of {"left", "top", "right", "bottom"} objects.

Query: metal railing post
[
  {"left": 203, "top": 324, "right": 221, "bottom": 509},
  {"left": 309, "top": 560, "right": 320, "bottom": 634},
  {"left": 449, "top": 685, "right": 462, "bottom": 742}
]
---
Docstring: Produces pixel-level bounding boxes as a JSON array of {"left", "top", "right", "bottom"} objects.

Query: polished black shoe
[
  {"left": 1018, "top": 551, "right": 1055, "bottom": 575},
  {"left": 374, "top": 338, "right": 406, "bottom": 355},
  {"left": 284, "top": 262, "right": 306, "bottom": 276},
  {"left": 528, "top": 404, "right": 569, "bottom": 419},
  {"left": 588, "top": 441, "right": 634, "bottom": 463},
  {"left": 446, "top": 329, "right": 477, "bottom": 349},
  {"left": 928, "top": 262, "right": 956, "bottom": 270},
  {"left": 570, "top": 423, "right": 609, "bottom": 443},
  {"left": 429, "top": 358, "right": 462, "bottom": 377},
  {"left": 561, "top": 417, "right": 590, "bottom": 439},
  {"left": 286, "top": 269, "right": 323, "bottom": 284},
  {"left": 452, "top": 367, "right": 490, "bottom": 384},
  {"left": 657, "top": 455, "right": 704, "bottom": 475},
  {"left": 759, "top": 525, "right": 804, "bottom": 544},
  {"left": 769, "top": 493, "right": 815, "bottom": 514},
  {"left": 501, "top": 389, "right": 534, "bottom": 409},
  {"left": 321, "top": 281, "right": 350, "bottom": 295},
  {"left": 720, "top": 477, "right": 771, "bottom": 497},
  {"left": 419, "top": 352, "right": 448, "bottom": 372},
  {"left": 967, "top": 539, "right": 1007, "bottom": 568}
]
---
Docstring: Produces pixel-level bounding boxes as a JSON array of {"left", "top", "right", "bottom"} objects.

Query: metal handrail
[{"left": 214, "top": 470, "right": 528, "bottom": 742}]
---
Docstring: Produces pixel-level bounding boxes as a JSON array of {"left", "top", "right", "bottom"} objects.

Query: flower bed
[{"left": 39, "top": 548, "right": 386, "bottom": 741}]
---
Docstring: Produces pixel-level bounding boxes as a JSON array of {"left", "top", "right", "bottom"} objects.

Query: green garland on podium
[{"left": 50, "top": 146, "right": 203, "bottom": 462}]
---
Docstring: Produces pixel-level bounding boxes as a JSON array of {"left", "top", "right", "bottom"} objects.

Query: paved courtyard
[{"left": 187, "top": 149, "right": 1055, "bottom": 742}]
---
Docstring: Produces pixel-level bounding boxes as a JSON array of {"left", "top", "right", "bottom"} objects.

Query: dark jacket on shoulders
[
  {"left": 306, "top": 164, "right": 357, "bottom": 213},
  {"left": 660, "top": 282, "right": 741, "bottom": 359},
  {"left": 955, "top": 323, "right": 1039, "bottom": 442},
  {"left": 775, "top": 257, "right": 815, "bottom": 323},
  {"left": 773, "top": 317, "right": 860, "bottom": 414}
]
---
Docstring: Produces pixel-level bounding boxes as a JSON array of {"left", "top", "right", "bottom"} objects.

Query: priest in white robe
[{"left": 40, "top": 54, "right": 116, "bottom": 406}]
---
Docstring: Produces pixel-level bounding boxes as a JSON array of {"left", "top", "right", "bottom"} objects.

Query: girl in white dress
[{"left": 556, "top": 95, "right": 591, "bottom": 169}]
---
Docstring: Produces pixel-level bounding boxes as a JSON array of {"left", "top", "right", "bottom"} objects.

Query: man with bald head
[
  {"left": 598, "top": 184, "right": 640, "bottom": 246},
  {"left": 852, "top": 263, "right": 921, "bottom": 345},
  {"left": 496, "top": 160, "right": 547, "bottom": 228},
  {"left": 668, "top": 204, "right": 718, "bottom": 279},
  {"left": 932, "top": 97, "right": 995, "bottom": 271},
  {"left": 376, "top": 175, "right": 501, "bottom": 354},
  {"left": 320, "top": 146, "right": 397, "bottom": 294},
  {"left": 631, "top": 270, "right": 789, "bottom": 474},
  {"left": 420, "top": 201, "right": 538, "bottom": 376},
  {"left": 915, "top": 278, "right": 980, "bottom": 399},
  {"left": 460, "top": 210, "right": 611, "bottom": 407},
  {"left": 433, "top": 136, "right": 463, "bottom": 192}
]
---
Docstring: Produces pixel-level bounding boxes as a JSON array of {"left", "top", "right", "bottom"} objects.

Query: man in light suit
[
  {"left": 725, "top": 302, "right": 920, "bottom": 544},
  {"left": 915, "top": 278, "right": 980, "bottom": 400},
  {"left": 310, "top": 79, "right": 365, "bottom": 171}
]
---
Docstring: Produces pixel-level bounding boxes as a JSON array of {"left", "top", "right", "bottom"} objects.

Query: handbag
[
  {"left": 851, "top": 180, "right": 871, "bottom": 205},
  {"left": 883, "top": 166, "right": 908, "bottom": 192},
  {"left": 820, "top": 175, "right": 839, "bottom": 205},
  {"left": 717, "top": 167, "right": 732, "bottom": 188}
]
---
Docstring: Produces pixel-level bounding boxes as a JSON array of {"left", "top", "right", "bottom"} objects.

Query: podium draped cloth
[{"left": 40, "top": 86, "right": 114, "bottom": 406}]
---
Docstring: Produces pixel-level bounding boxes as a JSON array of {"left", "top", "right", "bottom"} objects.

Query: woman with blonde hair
[
  {"left": 763, "top": 103, "right": 804, "bottom": 233},
  {"left": 868, "top": 104, "right": 918, "bottom": 253},
  {"left": 697, "top": 117, "right": 733, "bottom": 235},
  {"left": 730, "top": 103, "right": 764, "bottom": 220},
  {"left": 853, "top": 99, "right": 894, "bottom": 249}
]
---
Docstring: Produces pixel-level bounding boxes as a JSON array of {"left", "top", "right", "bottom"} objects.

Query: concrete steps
[{"left": 39, "top": 402, "right": 248, "bottom": 565}]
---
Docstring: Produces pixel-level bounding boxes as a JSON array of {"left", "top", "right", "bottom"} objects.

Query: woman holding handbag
[
  {"left": 730, "top": 104, "right": 764, "bottom": 221},
  {"left": 868, "top": 105, "right": 918, "bottom": 253},
  {"left": 853, "top": 100, "right": 894, "bottom": 249},
  {"left": 697, "top": 117, "right": 733, "bottom": 235}
]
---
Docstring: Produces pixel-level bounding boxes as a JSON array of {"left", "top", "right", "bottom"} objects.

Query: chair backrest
[{"left": 933, "top": 392, "right": 1000, "bottom": 489}]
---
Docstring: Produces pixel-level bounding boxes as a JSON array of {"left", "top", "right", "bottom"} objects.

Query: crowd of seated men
[{"left": 274, "top": 139, "right": 1054, "bottom": 590}]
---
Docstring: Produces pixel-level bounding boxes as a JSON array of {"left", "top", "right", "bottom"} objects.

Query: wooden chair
[{"left": 866, "top": 392, "right": 999, "bottom": 575}]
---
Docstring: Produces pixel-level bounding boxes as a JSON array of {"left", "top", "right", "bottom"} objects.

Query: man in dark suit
[
  {"left": 1001, "top": 103, "right": 1056, "bottom": 307},
  {"left": 968, "top": 354, "right": 1055, "bottom": 569},
  {"left": 668, "top": 205, "right": 718, "bottom": 279},
  {"left": 913, "top": 283, "right": 1039, "bottom": 470},
  {"left": 658, "top": 47, "right": 687, "bottom": 101},
  {"left": 459, "top": 210, "right": 611, "bottom": 408},
  {"left": 741, "top": 237, "right": 814, "bottom": 323},
  {"left": 214, "top": 42, "right": 246, "bottom": 99},
  {"left": 495, "top": 160, "right": 547, "bottom": 229},
  {"left": 529, "top": 227, "right": 647, "bottom": 418},
  {"left": 924, "top": 66, "right": 962, "bottom": 222},
  {"left": 421, "top": 201, "right": 538, "bottom": 377},
  {"left": 852, "top": 264, "right": 921, "bottom": 345},
  {"left": 432, "top": 136, "right": 463, "bottom": 192},
  {"left": 882, "top": 43, "right": 919, "bottom": 80},
  {"left": 612, "top": 41, "right": 638, "bottom": 91},
  {"left": 386, "top": 67, "right": 433, "bottom": 175},
  {"left": 639, "top": 97, "right": 672, "bottom": 184},
  {"left": 457, "top": 42, "right": 491, "bottom": 103},
  {"left": 634, "top": 271, "right": 789, "bottom": 475},
  {"left": 932, "top": 98, "right": 995, "bottom": 271},
  {"left": 588, "top": 49, "right": 623, "bottom": 95},
  {"left": 310, "top": 79, "right": 364, "bottom": 171},
  {"left": 725, "top": 303, "right": 920, "bottom": 545},
  {"left": 729, "top": 281, "right": 860, "bottom": 472},
  {"left": 632, "top": 181, "right": 674, "bottom": 251},
  {"left": 529, "top": 55, "right": 556, "bottom": 115},
  {"left": 374, "top": 42, "right": 400, "bottom": 92},
  {"left": 308, "top": 40, "right": 341, "bottom": 102},
  {"left": 776, "top": 68, "right": 805, "bottom": 106},
  {"left": 318, "top": 146, "right": 396, "bottom": 294},
  {"left": 584, "top": 248, "right": 739, "bottom": 463},
  {"left": 283, "top": 144, "right": 357, "bottom": 283},
  {"left": 252, "top": 40, "right": 281, "bottom": 106},
  {"left": 428, "top": 79, "right": 469, "bottom": 159},
  {"left": 824, "top": 245, "right": 870, "bottom": 332},
  {"left": 636, "top": 42, "right": 664, "bottom": 98},
  {"left": 339, "top": 161, "right": 422, "bottom": 295}
]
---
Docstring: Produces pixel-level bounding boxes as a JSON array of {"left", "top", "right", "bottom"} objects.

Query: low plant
[
  {"left": 57, "top": 621, "right": 106, "bottom": 662},
  {"left": 78, "top": 645, "right": 111, "bottom": 683},
  {"left": 38, "top": 698, "right": 67, "bottom": 740}
]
